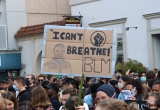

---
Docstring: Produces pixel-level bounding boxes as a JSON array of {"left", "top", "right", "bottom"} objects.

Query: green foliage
[{"left": 116, "top": 58, "right": 148, "bottom": 75}]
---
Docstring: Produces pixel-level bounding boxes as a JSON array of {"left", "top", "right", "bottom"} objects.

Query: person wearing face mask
[
  {"left": 139, "top": 72, "right": 148, "bottom": 100},
  {"left": 139, "top": 72, "right": 147, "bottom": 82},
  {"left": 118, "top": 79, "right": 143, "bottom": 101},
  {"left": 146, "top": 92, "right": 160, "bottom": 110},
  {"left": 118, "top": 75, "right": 130, "bottom": 90},
  {"left": 26, "top": 74, "right": 35, "bottom": 93},
  {"left": 13, "top": 76, "right": 31, "bottom": 103}
]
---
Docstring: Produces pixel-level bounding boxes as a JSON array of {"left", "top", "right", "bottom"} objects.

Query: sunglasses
[{"left": 38, "top": 80, "right": 44, "bottom": 82}]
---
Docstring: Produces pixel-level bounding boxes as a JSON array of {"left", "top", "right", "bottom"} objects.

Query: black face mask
[{"left": 25, "top": 79, "right": 30, "bottom": 86}]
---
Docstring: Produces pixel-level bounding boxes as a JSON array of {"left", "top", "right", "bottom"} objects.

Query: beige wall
[{"left": 25, "top": 0, "right": 71, "bottom": 26}]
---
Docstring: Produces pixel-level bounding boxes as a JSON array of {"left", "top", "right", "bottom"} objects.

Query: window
[{"left": 0, "top": 56, "right": 1, "bottom": 66}]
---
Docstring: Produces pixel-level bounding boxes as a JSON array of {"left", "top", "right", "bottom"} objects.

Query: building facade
[
  {"left": 70, "top": 0, "right": 160, "bottom": 70},
  {"left": 0, "top": 0, "right": 71, "bottom": 78}
]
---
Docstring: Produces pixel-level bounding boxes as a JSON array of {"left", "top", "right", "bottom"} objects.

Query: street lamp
[{"left": 126, "top": 27, "right": 137, "bottom": 31}]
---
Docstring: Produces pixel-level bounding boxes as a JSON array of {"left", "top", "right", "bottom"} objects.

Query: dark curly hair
[
  {"left": 146, "top": 70, "right": 156, "bottom": 80},
  {"left": 125, "top": 79, "right": 144, "bottom": 98}
]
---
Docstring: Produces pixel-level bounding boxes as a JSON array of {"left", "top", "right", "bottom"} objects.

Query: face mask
[
  {"left": 141, "top": 77, "right": 146, "bottom": 82},
  {"left": 13, "top": 85, "right": 19, "bottom": 91},
  {"left": 118, "top": 83, "right": 124, "bottom": 88},
  {"left": 116, "top": 73, "right": 120, "bottom": 76},
  {"left": 25, "top": 79, "right": 30, "bottom": 85}
]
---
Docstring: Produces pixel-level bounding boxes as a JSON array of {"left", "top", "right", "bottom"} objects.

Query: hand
[
  {"left": 125, "top": 69, "right": 130, "bottom": 75},
  {"left": 129, "top": 96, "right": 136, "bottom": 100}
]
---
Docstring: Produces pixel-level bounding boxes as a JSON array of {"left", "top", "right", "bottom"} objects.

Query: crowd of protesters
[{"left": 0, "top": 68, "right": 160, "bottom": 110}]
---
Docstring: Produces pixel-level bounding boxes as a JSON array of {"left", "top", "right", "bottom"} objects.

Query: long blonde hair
[
  {"left": 0, "top": 97, "right": 6, "bottom": 110},
  {"left": 96, "top": 99, "right": 138, "bottom": 110},
  {"left": 32, "top": 86, "right": 51, "bottom": 107}
]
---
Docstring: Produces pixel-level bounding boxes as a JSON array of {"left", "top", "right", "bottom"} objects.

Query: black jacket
[
  {"left": 50, "top": 95, "right": 61, "bottom": 110},
  {"left": 17, "top": 90, "right": 31, "bottom": 103}
]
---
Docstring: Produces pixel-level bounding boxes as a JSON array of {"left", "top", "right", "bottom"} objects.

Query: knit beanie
[{"left": 96, "top": 84, "right": 115, "bottom": 98}]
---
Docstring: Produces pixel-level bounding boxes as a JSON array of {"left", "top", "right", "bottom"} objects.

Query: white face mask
[{"left": 118, "top": 83, "right": 124, "bottom": 88}]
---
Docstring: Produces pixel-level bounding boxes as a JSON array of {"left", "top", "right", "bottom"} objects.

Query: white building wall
[
  {"left": 71, "top": 0, "right": 160, "bottom": 69},
  {"left": 17, "top": 35, "right": 43, "bottom": 76},
  {"left": 6, "top": 0, "right": 27, "bottom": 50},
  {"left": 18, "top": 40, "right": 32, "bottom": 75},
  {"left": 0, "top": 0, "right": 7, "bottom": 25},
  {"left": 151, "top": 18, "right": 160, "bottom": 29}
]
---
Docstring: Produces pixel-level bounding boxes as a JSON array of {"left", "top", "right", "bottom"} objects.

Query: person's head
[
  {"left": 147, "top": 70, "right": 156, "bottom": 80},
  {"left": 0, "top": 80, "right": 9, "bottom": 90},
  {"left": 86, "top": 77, "right": 92, "bottom": 85},
  {"left": 151, "top": 80, "right": 160, "bottom": 93},
  {"left": 129, "top": 70, "right": 135, "bottom": 78},
  {"left": 8, "top": 77, "right": 12, "bottom": 81},
  {"left": 1, "top": 91, "right": 18, "bottom": 110},
  {"left": 102, "top": 78, "right": 109, "bottom": 84},
  {"left": 133, "top": 73, "right": 139, "bottom": 79},
  {"left": 65, "top": 78, "right": 79, "bottom": 92},
  {"left": 118, "top": 75, "right": 130, "bottom": 89},
  {"left": 41, "top": 80, "right": 50, "bottom": 89},
  {"left": 147, "top": 93, "right": 160, "bottom": 110},
  {"left": 139, "top": 72, "right": 147, "bottom": 82},
  {"left": 32, "top": 86, "right": 51, "bottom": 108},
  {"left": 62, "top": 88, "right": 77, "bottom": 105},
  {"left": 90, "top": 83, "right": 101, "bottom": 99},
  {"left": 154, "top": 68, "right": 158, "bottom": 74},
  {"left": 65, "top": 96, "right": 79, "bottom": 110},
  {"left": 117, "top": 70, "right": 123, "bottom": 76},
  {"left": 124, "top": 79, "right": 143, "bottom": 96},
  {"left": 109, "top": 80, "right": 118, "bottom": 87},
  {"left": 54, "top": 43, "right": 65, "bottom": 58},
  {"left": 123, "top": 82, "right": 135, "bottom": 91},
  {"left": 47, "top": 75, "right": 56, "bottom": 83},
  {"left": 8, "top": 84, "right": 16, "bottom": 94},
  {"left": 96, "top": 84, "right": 116, "bottom": 103},
  {"left": 13, "top": 76, "right": 26, "bottom": 91},
  {"left": 18, "top": 101, "right": 35, "bottom": 110},
  {"left": 62, "top": 80, "right": 67, "bottom": 90},
  {"left": 0, "top": 97, "right": 6, "bottom": 110},
  {"left": 38, "top": 75, "right": 45, "bottom": 83},
  {"left": 44, "top": 82, "right": 59, "bottom": 98},
  {"left": 26, "top": 74, "right": 35, "bottom": 86},
  {"left": 96, "top": 99, "right": 138, "bottom": 110}
]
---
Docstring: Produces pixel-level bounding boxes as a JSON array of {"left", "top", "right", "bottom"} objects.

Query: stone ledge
[
  {"left": 143, "top": 12, "right": 160, "bottom": 19},
  {"left": 70, "top": 0, "right": 100, "bottom": 6},
  {"left": 89, "top": 18, "right": 127, "bottom": 27}
]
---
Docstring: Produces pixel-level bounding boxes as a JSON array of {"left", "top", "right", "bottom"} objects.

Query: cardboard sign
[
  {"left": 41, "top": 26, "right": 117, "bottom": 78},
  {"left": 125, "top": 100, "right": 147, "bottom": 110}
]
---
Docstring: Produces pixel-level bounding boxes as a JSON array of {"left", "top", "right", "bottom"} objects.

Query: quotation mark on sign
[
  {"left": 50, "top": 29, "right": 53, "bottom": 32},
  {"left": 90, "top": 31, "right": 106, "bottom": 47}
]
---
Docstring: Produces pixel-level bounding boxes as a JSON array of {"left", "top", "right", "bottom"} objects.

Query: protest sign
[
  {"left": 125, "top": 100, "right": 147, "bottom": 110},
  {"left": 41, "top": 26, "right": 117, "bottom": 78}
]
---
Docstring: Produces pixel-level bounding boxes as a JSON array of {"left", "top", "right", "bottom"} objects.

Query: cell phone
[
  {"left": 121, "top": 90, "right": 132, "bottom": 100},
  {"left": 131, "top": 87, "right": 136, "bottom": 96}
]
